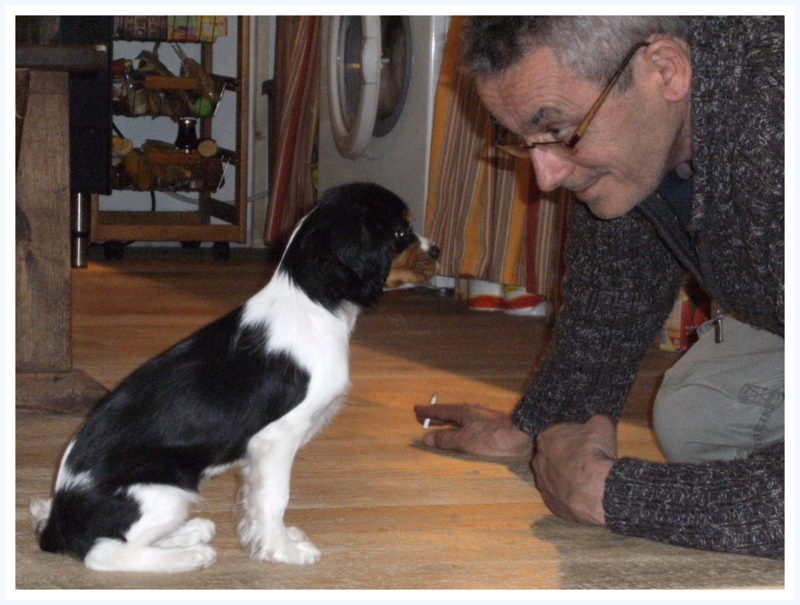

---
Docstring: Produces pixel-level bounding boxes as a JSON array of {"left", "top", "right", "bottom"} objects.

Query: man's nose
[{"left": 528, "top": 147, "right": 574, "bottom": 192}]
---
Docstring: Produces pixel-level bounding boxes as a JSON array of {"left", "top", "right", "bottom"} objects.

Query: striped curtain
[
  {"left": 264, "top": 16, "right": 321, "bottom": 246},
  {"left": 425, "top": 16, "right": 568, "bottom": 299},
  {"left": 526, "top": 188, "right": 570, "bottom": 311}
]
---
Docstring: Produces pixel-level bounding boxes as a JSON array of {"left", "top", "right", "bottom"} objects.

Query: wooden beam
[
  {"left": 16, "top": 71, "right": 71, "bottom": 373},
  {"left": 16, "top": 371, "right": 108, "bottom": 414}
]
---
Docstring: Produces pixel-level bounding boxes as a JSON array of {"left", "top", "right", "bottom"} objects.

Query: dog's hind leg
[
  {"left": 84, "top": 538, "right": 216, "bottom": 573},
  {"left": 85, "top": 484, "right": 216, "bottom": 573},
  {"left": 238, "top": 430, "right": 321, "bottom": 565},
  {"left": 155, "top": 517, "right": 216, "bottom": 548}
]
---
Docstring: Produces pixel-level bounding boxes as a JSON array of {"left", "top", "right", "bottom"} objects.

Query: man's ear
[{"left": 642, "top": 37, "right": 692, "bottom": 103}]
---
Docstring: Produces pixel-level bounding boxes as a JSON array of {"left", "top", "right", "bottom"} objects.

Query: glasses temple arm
[{"left": 567, "top": 41, "right": 651, "bottom": 147}]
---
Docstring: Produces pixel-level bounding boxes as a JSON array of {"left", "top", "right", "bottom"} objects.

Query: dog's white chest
[{"left": 241, "top": 275, "right": 356, "bottom": 443}]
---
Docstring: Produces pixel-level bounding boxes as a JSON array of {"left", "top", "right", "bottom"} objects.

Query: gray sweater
[{"left": 511, "top": 16, "right": 784, "bottom": 558}]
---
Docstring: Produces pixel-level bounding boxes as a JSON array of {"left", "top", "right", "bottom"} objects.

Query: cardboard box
[
  {"left": 659, "top": 280, "right": 711, "bottom": 352},
  {"left": 168, "top": 16, "right": 199, "bottom": 42}
]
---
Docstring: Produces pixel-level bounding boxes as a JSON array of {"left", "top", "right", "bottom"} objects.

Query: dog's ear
[
  {"left": 330, "top": 231, "right": 395, "bottom": 307},
  {"left": 280, "top": 182, "right": 414, "bottom": 309},
  {"left": 280, "top": 218, "right": 394, "bottom": 310}
]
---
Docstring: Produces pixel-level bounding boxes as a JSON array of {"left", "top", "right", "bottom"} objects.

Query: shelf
[
  {"left": 92, "top": 16, "right": 250, "bottom": 251},
  {"left": 112, "top": 144, "right": 225, "bottom": 192},
  {"left": 15, "top": 45, "right": 108, "bottom": 72},
  {"left": 112, "top": 70, "right": 227, "bottom": 119},
  {"left": 112, "top": 16, "right": 228, "bottom": 43}
]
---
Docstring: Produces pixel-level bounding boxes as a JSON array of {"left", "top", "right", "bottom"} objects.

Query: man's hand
[
  {"left": 531, "top": 415, "right": 616, "bottom": 526},
  {"left": 413, "top": 403, "right": 533, "bottom": 458}
]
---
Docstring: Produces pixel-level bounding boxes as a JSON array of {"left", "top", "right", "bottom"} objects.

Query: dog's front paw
[
  {"left": 243, "top": 525, "right": 321, "bottom": 565},
  {"left": 284, "top": 526, "right": 321, "bottom": 563}
]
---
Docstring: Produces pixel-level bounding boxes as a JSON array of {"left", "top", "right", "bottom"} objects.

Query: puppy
[{"left": 30, "top": 182, "right": 439, "bottom": 573}]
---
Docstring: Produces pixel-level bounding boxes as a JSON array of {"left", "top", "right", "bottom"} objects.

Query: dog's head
[{"left": 279, "top": 183, "right": 439, "bottom": 310}]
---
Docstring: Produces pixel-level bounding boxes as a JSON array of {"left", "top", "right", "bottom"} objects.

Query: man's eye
[{"left": 546, "top": 124, "right": 577, "bottom": 143}]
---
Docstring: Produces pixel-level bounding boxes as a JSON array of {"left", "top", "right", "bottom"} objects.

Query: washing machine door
[{"left": 325, "top": 16, "right": 412, "bottom": 159}]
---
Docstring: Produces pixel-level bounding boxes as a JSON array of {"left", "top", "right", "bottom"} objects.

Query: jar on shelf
[{"left": 174, "top": 117, "right": 198, "bottom": 152}]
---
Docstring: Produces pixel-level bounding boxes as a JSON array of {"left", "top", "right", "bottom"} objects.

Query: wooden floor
[{"left": 14, "top": 248, "right": 784, "bottom": 592}]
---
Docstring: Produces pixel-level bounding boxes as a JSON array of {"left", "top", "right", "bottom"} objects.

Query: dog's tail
[
  {"left": 30, "top": 491, "right": 102, "bottom": 559},
  {"left": 31, "top": 495, "right": 77, "bottom": 556},
  {"left": 32, "top": 487, "right": 144, "bottom": 560},
  {"left": 29, "top": 497, "right": 73, "bottom": 555}
]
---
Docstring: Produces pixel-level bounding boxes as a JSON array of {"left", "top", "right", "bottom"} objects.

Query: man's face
[{"left": 476, "top": 45, "right": 687, "bottom": 219}]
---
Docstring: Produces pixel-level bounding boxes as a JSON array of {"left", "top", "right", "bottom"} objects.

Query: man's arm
[
  {"left": 513, "top": 201, "right": 685, "bottom": 437},
  {"left": 604, "top": 442, "right": 784, "bottom": 558}
]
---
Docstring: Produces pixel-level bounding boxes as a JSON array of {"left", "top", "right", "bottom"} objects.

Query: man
[{"left": 415, "top": 16, "right": 783, "bottom": 558}]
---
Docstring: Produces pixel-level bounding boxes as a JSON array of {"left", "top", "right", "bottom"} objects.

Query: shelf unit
[{"left": 91, "top": 16, "right": 250, "bottom": 259}]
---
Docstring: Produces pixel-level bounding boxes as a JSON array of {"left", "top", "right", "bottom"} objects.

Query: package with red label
[{"left": 658, "top": 279, "right": 711, "bottom": 352}]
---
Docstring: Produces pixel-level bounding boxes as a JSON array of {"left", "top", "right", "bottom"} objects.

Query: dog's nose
[{"left": 428, "top": 245, "right": 441, "bottom": 260}]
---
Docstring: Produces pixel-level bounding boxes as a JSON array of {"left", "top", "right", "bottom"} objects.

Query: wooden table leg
[{"left": 16, "top": 69, "right": 107, "bottom": 412}]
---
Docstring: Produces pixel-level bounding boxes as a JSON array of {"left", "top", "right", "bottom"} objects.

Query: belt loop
[{"left": 711, "top": 301, "right": 725, "bottom": 343}]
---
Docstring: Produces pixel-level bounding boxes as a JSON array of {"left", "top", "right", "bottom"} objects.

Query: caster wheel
[
  {"left": 212, "top": 241, "right": 230, "bottom": 261},
  {"left": 103, "top": 240, "right": 126, "bottom": 260}
]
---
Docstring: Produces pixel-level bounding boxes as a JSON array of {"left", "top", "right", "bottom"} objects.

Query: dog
[{"left": 30, "top": 182, "right": 439, "bottom": 573}]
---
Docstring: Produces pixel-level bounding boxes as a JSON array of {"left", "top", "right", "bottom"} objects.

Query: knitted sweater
[{"left": 511, "top": 16, "right": 784, "bottom": 558}]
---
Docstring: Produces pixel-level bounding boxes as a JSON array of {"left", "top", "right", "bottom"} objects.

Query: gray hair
[{"left": 462, "top": 16, "right": 689, "bottom": 89}]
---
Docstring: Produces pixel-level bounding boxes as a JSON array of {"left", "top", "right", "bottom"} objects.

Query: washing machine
[{"left": 318, "top": 16, "right": 449, "bottom": 235}]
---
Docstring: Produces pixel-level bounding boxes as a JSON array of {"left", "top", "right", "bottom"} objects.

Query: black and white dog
[{"left": 30, "top": 183, "right": 439, "bottom": 573}]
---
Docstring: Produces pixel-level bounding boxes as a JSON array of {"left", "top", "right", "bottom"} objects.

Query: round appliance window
[
  {"left": 374, "top": 16, "right": 411, "bottom": 137},
  {"left": 339, "top": 16, "right": 365, "bottom": 133},
  {"left": 329, "top": 16, "right": 412, "bottom": 157}
]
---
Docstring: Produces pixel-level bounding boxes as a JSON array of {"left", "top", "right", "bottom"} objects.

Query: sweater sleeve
[
  {"left": 512, "top": 199, "right": 684, "bottom": 437},
  {"left": 604, "top": 442, "right": 784, "bottom": 559}
]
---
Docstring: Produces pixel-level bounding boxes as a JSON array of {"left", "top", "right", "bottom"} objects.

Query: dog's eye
[{"left": 392, "top": 226, "right": 416, "bottom": 252}]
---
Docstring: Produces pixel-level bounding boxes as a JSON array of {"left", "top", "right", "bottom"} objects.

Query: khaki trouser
[{"left": 652, "top": 315, "right": 784, "bottom": 463}]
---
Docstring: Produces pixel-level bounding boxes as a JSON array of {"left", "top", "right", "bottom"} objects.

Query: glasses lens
[
  {"left": 493, "top": 126, "right": 524, "bottom": 158},
  {"left": 494, "top": 125, "right": 519, "bottom": 146},
  {"left": 494, "top": 125, "right": 577, "bottom": 158}
]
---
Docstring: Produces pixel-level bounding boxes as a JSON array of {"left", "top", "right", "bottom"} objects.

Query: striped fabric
[
  {"left": 425, "top": 16, "right": 569, "bottom": 299},
  {"left": 264, "top": 16, "right": 321, "bottom": 246},
  {"left": 527, "top": 187, "right": 571, "bottom": 311}
]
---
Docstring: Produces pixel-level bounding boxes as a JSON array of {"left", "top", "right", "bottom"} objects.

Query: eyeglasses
[{"left": 495, "top": 41, "right": 651, "bottom": 159}]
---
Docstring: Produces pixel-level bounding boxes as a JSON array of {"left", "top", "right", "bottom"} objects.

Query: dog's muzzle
[
  {"left": 385, "top": 237, "right": 441, "bottom": 290},
  {"left": 418, "top": 237, "right": 440, "bottom": 260}
]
